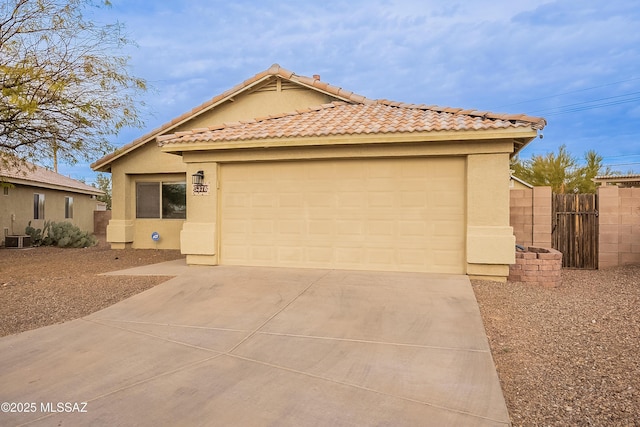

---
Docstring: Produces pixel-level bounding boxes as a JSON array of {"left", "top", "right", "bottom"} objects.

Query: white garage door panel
[{"left": 220, "top": 158, "right": 465, "bottom": 273}]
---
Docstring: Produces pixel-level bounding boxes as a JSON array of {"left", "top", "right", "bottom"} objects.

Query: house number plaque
[{"left": 192, "top": 183, "right": 210, "bottom": 196}]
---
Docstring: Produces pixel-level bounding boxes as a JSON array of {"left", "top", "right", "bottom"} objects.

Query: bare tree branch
[{"left": 0, "top": 0, "right": 146, "bottom": 167}]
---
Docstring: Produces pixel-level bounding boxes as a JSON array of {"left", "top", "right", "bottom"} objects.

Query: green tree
[
  {"left": 575, "top": 150, "right": 613, "bottom": 193},
  {"left": 511, "top": 145, "right": 613, "bottom": 194},
  {"left": 0, "top": 0, "right": 146, "bottom": 170},
  {"left": 94, "top": 172, "right": 111, "bottom": 209}
]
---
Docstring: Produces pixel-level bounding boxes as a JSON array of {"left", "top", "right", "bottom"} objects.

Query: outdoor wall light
[{"left": 192, "top": 170, "right": 205, "bottom": 185}]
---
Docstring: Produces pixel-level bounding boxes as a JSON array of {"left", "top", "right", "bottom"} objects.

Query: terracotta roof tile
[
  {"left": 158, "top": 102, "right": 545, "bottom": 146},
  {"left": 1, "top": 161, "right": 103, "bottom": 195}
]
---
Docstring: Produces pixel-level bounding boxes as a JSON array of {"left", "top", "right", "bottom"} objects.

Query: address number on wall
[{"left": 193, "top": 183, "right": 210, "bottom": 195}]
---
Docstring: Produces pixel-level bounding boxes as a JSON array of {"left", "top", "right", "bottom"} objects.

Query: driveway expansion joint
[
  {"left": 226, "top": 269, "right": 334, "bottom": 354},
  {"left": 252, "top": 330, "right": 491, "bottom": 353}
]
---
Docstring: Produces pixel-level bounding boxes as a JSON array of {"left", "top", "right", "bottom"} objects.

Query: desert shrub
[
  {"left": 25, "top": 221, "right": 96, "bottom": 248},
  {"left": 25, "top": 221, "right": 51, "bottom": 246}
]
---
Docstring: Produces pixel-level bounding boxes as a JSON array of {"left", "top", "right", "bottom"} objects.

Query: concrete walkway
[{"left": 0, "top": 262, "right": 510, "bottom": 426}]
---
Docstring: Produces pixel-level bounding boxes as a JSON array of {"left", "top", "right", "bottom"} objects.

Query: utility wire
[
  {"left": 495, "top": 77, "right": 640, "bottom": 108},
  {"left": 539, "top": 97, "right": 640, "bottom": 116},
  {"left": 602, "top": 153, "right": 640, "bottom": 159},
  {"left": 528, "top": 91, "right": 640, "bottom": 114}
]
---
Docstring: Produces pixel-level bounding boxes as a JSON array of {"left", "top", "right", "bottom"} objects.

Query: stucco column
[
  {"left": 466, "top": 153, "right": 515, "bottom": 280},
  {"left": 180, "top": 163, "right": 218, "bottom": 265},
  {"left": 106, "top": 169, "right": 134, "bottom": 249}
]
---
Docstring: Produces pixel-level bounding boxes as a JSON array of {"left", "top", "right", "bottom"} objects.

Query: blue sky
[{"left": 61, "top": 0, "right": 640, "bottom": 183}]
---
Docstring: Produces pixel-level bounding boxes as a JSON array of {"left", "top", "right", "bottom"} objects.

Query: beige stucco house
[
  {"left": 1, "top": 162, "right": 103, "bottom": 246},
  {"left": 92, "top": 64, "right": 546, "bottom": 280}
]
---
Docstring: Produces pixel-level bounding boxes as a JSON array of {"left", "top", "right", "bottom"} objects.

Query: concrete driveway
[{"left": 0, "top": 262, "right": 510, "bottom": 426}]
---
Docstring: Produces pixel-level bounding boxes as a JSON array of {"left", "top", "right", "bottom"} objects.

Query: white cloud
[{"left": 72, "top": 0, "right": 640, "bottom": 177}]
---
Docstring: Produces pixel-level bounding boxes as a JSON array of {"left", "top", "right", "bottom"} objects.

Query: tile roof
[
  {"left": 594, "top": 174, "right": 640, "bottom": 187},
  {"left": 0, "top": 161, "right": 103, "bottom": 195},
  {"left": 93, "top": 64, "right": 365, "bottom": 170},
  {"left": 595, "top": 173, "right": 640, "bottom": 180},
  {"left": 158, "top": 101, "right": 545, "bottom": 146},
  {"left": 92, "top": 64, "right": 546, "bottom": 169}
]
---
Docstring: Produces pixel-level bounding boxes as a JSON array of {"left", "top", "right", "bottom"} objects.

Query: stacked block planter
[{"left": 509, "top": 246, "right": 563, "bottom": 288}]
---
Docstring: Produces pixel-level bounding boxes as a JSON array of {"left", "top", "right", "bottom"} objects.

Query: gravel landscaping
[
  {"left": 473, "top": 265, "right": 640, "bottom": 426},
  {"left": 0, "top": 236, "right": 183, "bottom": 337},
  {"left": 1, "top": 238, "right": 638, "bottom": 426}
]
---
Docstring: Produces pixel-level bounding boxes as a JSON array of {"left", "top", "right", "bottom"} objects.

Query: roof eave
[
  {"left": 4, "top": 176, "right": 103, "bottom": 195},
  {"left": 160, "top": 128, "right": 539, "bottom": 154},
  {"left": 512, "top": 134, "right": 540, "bottom": 157}
]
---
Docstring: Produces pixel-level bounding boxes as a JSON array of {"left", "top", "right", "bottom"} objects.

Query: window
[
  {"left": 65, "top": 196, "right": 74, "bottom": 219},
  {"left": 136, "top": 182, "right": 160, "bottom": 218},
  {"left": 162, "top": 183, "right": 187, "bottom": 219},
  {"left": 136, "top": 182, "right": 186, "bottom": 219},
  {"left": 3, "top": 187, "right": 8, "bottom": 196},
  {"left": 34, "top": 193, "right": 45, "bottom": 219}
]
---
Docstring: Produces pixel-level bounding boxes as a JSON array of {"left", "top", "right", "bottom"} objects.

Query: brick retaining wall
[{"left": 509, "top": 246, "right": 563, "bottom": 287}]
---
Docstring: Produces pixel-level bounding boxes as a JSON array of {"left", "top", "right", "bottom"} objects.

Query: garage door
[{"left": 219, "top": 158, "right": 466, "bottom": 274}]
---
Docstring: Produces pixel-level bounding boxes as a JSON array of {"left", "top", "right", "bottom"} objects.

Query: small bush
[
  {"left": 25, "top": 221, "right": 96, "bottom": 248},
  {"left": 25, "top": 220, "right": 51, "bottom": 246}
]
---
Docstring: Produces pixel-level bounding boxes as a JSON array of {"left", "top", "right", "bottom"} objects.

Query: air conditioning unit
[{"left": 5, "top": 235, "right": 31, "bottom": 248}]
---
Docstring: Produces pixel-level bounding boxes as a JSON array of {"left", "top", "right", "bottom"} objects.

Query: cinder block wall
[
  {"left": 510, "top": 188, "right": 533, "bottom": 247},
  {"left": 512, "top": 185, "right": 640, "bottom": 270},
  {"left": 532, "top": 186, "right": 552, "bottom": 248},
  {"left": 94, "top": 210, "right": 112, "bottom": 236},
  {"left": 510, "top": 186, "right": 552, "bottom": 249},
  {"left": 598, "top": 186, "right": 640, "bottom": 268}
]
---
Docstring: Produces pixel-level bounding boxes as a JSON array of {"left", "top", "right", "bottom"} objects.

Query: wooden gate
[{"left": 552, "top": 193, "right": 599, "bottom": 269}]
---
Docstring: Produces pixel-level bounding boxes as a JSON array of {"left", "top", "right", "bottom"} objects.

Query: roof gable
[{"left": 92, "top": 64, "right": 370, "bottom": 171}]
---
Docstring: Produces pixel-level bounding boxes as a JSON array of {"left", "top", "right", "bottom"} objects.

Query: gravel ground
[
  {"left": 1, "top": 239, "right": 639, "bottom": 425},
  {"left": 0, "top": 236, "right": 183, "bottom": 337},
  {"left": 473, "top": 264, "right": 640, "bottom": 427}
]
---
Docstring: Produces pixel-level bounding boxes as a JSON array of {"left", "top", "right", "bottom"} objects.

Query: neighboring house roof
[
  {"left": 593, "top": 174, "right": 640, "bottom": 187},
  {"left": 157, "top": 101, "right": 544, "bottom": 149},
  {"left": 510, "top": 175, "right": 533, "bottom": 188},
  {"left": 92, "top": 64, "right": 546, "bottom": 171},
  {"left": 0, "top": 162, "right": 103, "bottom": 196}
]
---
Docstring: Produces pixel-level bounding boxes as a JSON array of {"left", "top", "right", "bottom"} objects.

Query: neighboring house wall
[
  {"left": 598, "top": 186, "right": 640, "bottom": 268},
  {"left": 1, "top": 183, "right": 97, "bottom": 245},
  {"left": 510, "top": 177, "right": 531, "bottom": 190}
]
